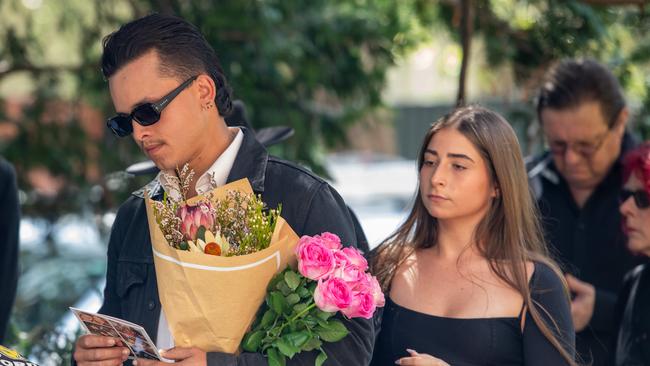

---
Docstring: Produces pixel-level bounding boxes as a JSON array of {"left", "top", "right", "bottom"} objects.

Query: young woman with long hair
[{"left": 370, "top": 106, "right": 576, "bottom": 365}]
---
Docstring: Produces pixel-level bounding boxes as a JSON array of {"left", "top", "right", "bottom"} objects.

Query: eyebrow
[
  {"left": 549, "top": 132, "right": 606, "bottom": 144},
  {"left": 550, "top": 138, "right": 593, "bottom": 144},
  {"left": 424, "top": 149, "right": 475, "bottom": 163}
]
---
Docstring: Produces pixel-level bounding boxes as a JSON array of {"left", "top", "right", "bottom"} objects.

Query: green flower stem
[{"left": 277, "top": 303, "right": 317, "bottom": 334}]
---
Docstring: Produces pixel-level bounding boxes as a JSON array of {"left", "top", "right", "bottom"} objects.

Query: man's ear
[{"left": 195, "top": 74, "right": 216, "bottom": 106}]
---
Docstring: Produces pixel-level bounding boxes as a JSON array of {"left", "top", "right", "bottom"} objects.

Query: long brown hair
[{"left": 370, "top": 105, "right": 576, "bottom": 365}]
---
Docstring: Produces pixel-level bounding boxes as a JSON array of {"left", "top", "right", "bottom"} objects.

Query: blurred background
[{"left": 2, "top": 0, "right": 650, "bottom": 363}]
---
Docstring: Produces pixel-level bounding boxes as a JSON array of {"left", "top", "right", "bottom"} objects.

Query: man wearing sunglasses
[
  {"left": 73, "top": 14, "right": 374, "bottom": 366},
  {"left": 527, "top": 58, "right": 644, "bottom": 366}
]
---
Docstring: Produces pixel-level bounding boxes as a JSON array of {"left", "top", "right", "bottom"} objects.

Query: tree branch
[
  {"left": 456, "top": 0, "right": 473, "bottom": 107},
  {"left": 0, "top": 64, "right": 88, "bottom": 82}
]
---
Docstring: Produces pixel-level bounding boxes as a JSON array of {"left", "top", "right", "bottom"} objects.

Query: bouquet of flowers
[
  {"left": 144, "top": 165, "right": 299, "bottom": 353},
  {"left": 151, "top": 164, "right": 281, "bottom": 256},
  {"left": 242, "top": 233, "right": 385, "bottom": 366}
]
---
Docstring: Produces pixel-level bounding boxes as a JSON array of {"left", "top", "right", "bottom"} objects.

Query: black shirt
[
  {"left": 614, "top": 264, "right": 650, "bottom": 365},
  {"left": 370, "top": 262, "right": 575, "bottom": 366},
  {"left": 528, "top": 132, "right": 644, "bottom": 366},
  {"left": 0, "top": 157, "right": 19, "bottom": 343}
]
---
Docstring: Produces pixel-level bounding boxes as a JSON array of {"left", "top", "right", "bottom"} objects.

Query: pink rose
[
  {"left": 177, "top": 202, "right": 214, "bottom": 241},
  {"left": 341, "top": 291, "right": 376, "bottom": 319},
  {"left": 367, "top": 275, "right": 385, "bottom": 308},
  {"left": 314, "top": 278, "right": 353, "bottom": 312},
  {"left": 354, "top": 273, "right": 385, "bottom": 308},
  {"left": 317, "top": 232, "right": 342, "bottom": 250},
  {"left": 334, "top": 247, "right": 368, "bottom": 271},
  {"left": 296, "top": 236, "right": 336, "bottom": 280},
  {"left": 333, "top": 264, "right": 365, "bottom": 285}
]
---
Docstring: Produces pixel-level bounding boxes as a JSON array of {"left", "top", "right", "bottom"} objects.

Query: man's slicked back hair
[
  {"left": 101, "top": 13, "right": 233, "bottom": 117},
  {"left": 536, "top": 58, "right": 625, "bottom": 128}
]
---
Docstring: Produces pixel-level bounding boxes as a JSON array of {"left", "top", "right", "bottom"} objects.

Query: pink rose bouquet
[{"left": 242, "top": 233, "right": 384, "bottom": 366}]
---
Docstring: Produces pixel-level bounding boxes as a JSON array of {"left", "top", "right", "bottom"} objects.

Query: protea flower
[{"left": 177, "top": 201, "right": 214, "bottom": 241}]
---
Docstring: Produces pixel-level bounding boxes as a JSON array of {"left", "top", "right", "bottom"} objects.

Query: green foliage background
[
  {"left": 0, "top": 0, "right": 436, "bottom": 217},
  {"left": 1, "top": 0, "right": 650, "bottom": 363},
  {"left": 434, "top": 1, "right": 650, "bottom": 138}
]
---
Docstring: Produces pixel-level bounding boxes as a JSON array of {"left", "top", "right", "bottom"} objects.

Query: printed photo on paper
[{"left": 70, "top": 307, "right": 161, "bottom": 361}]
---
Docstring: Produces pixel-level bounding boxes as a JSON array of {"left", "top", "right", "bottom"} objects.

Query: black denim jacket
[{"left": 96, "top": 128, "right": 375, "bottom": 365}]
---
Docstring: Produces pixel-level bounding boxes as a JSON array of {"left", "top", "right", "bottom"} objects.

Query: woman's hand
[{"left": 395, "top": 349, "right": 450, "bottom": 365}]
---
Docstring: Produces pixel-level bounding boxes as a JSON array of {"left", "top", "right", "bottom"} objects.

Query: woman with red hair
[{"left": 615, "top": 142, "right": 650, "bottom": 365}]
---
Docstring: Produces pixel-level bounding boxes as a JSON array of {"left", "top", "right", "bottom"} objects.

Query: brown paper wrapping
[{"left": 144, "top": 178, "right": 298, "bottom": 353}]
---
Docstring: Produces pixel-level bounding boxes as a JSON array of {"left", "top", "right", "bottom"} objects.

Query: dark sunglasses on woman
[
  {"left": 106, "top": 75, "right": 198, "bottom": 137},
  {"left": 620, "top": 188, "right": 650, "bottom": 209}
]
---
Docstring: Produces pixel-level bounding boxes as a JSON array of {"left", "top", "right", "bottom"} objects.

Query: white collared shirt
[
  {"left": 158, "top": 128, "right": 244, "bottom": 201},
  {"left": 155, "top": 127, "right": 243, "bottom": 350}
]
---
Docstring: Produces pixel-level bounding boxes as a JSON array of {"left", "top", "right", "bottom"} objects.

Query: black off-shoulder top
[{"left": 370, "top": 262, "right": 575, "bottom": 366}]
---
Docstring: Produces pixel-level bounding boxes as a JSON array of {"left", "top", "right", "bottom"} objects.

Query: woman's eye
[
  {"left": 452, "top": 164, "right": 466, "bottom": 171},
  {"left": 423, "top": 160, "right": 436, "bottom": 167}
]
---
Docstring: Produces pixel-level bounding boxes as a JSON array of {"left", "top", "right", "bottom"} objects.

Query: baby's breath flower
[{"left": 153, "top": 163, "right": 280, "bottom": 254}]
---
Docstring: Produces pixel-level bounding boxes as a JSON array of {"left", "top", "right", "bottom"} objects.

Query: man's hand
[
  {"left": 565, "top": 274, "right": 596, "bottom": 332},
  {"left": 395, "top": 349, "right": 450, "bottom": 366},
  {"left": 135, "top": 347, "right": 206, "bottom": 366},
  {"left": 73, "top": 334, "right": 130, "bottom": 366}
]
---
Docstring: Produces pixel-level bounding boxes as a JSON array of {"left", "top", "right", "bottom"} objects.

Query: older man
[{"left": 528, "top": 58, "right": 644, "bottom": 366}]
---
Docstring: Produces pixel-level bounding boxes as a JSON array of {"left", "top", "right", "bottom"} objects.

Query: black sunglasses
[
  {"left": 620, "top": 188, "right": 650, "bottom": 209},
  {"left": 106, "top": 75, "right": 198, "bottom": 137}
]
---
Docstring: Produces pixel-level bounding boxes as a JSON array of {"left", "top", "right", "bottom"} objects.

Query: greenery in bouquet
[
  {"left": 242, "top": 233, "right": 385, "bottom": 366},
  {"left": 151, "top": 164, "right": 280, "bottom": 256}
]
